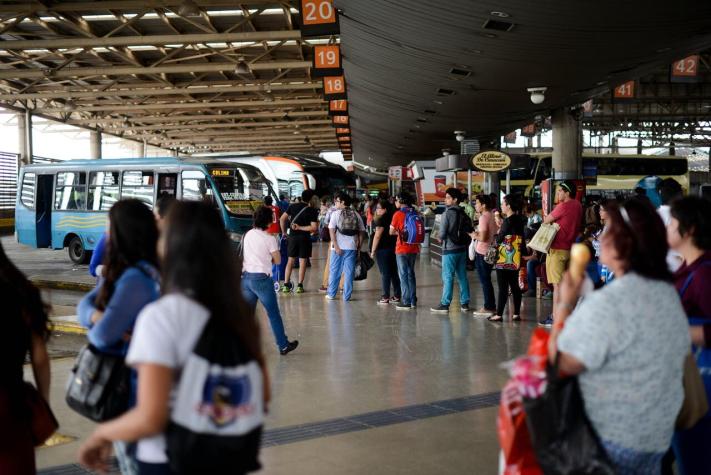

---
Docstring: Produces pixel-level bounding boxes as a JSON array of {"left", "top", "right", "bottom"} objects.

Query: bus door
[{"left": 35, "top": 174, "right": 53, "bottom": 247}]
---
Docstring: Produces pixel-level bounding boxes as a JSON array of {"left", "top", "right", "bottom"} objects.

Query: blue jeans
[
  {"left": 376, "top": 248, "right": 401, "bottom": 299},
  {"left": 328, "top": 249, "right": 357, "bottom": 300},
  {"left": 441, "top": 251, "right": 470, "bottom": 306},
  {"left": 474, "top": 252, "right": 496, "bottom": 310},
  {"left": 527, "top": 257, "right": 540, "bottom": 293},
  {"left": 241, "top": 272, "right": 288, "bottom": 349},
  {"left": 396, "top": 253, "right": 417, "bottom": 306}
]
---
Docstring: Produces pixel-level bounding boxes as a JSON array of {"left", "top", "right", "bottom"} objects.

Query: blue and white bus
[{"left": 15, "top": 157, "right": 276, "bottom": 263}]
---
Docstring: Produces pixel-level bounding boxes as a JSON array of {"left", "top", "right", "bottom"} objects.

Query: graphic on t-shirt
[
  {"left": 199, "top": 374, "right": 254, "bottom": 427},
  {"left": 496, "top": 235, "right": 522, "bottom": 270}
]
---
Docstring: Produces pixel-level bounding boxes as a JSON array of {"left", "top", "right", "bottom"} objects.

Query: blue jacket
[
  {"left": 78, "top": 260, "right": 160, "bottom": 356},
  {"left": 88, "top": 233, "right": 107, "bottom": 277}
]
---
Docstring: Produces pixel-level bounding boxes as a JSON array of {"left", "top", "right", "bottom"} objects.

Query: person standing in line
[
  {"left": 326, "top": 192, "right": 366, "bottom": 302},
  {"left": 471, "top": 194, "right": 497, "bottom": 316},
  {"left": 488, "top": 194, "right": 526, "bottom": 322},
  {"left": 277, "top": 194, "right": 289, "bottom": 213},
  {"left": 242, "top": 206, "right": 299, "bottom": 355},
  {"left": 431, "top": 188, "right": 471, "bottom": 314},
  {"left": 389, "top": 192, "right": 421, "bottom": 310},
  {"left": 319, "top": 198, "right": 341, "bottom": 293},
  {"left": 667, "top": 196, "right": 711, "bottom": 475},
  {"left": 78, "top": 201, "right": 269, "bottom": 475},
  {"left": 657, "top": 178, "right": 684, "bottom": 273},
  {"left": 279, "top": 190, "right": 319, "bottom": 294},
  {"left": 539, "top": 180, "right": 582, "bottom": 327},
  {"left": 370, "top": 198, "right": 401, "bottom": 305},
  {"left": 77, "top": 200, "right": 161, "bottom": 475},
  {"left": 0, "top": 241, "right": 51, "bottom": 475},
  {"left": 262, "top": 196, "right": 284, "bottom": 290}
]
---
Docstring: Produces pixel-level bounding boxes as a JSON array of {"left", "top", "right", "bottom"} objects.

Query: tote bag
[{"left": 527, "top": 223, "right": 559, "bottom": 254}]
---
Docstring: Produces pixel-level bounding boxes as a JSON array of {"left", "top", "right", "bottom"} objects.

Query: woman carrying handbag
[
  {"left": 0, "top": 240, "right": 54, "bottom": 475},
  {"left": 75, "top": 199, "right": 160, "bottom": 475}
]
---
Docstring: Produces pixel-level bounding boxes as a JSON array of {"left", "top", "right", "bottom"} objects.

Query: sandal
[{"left": 487, "top": 315, "right": 503, "bottom": 322}]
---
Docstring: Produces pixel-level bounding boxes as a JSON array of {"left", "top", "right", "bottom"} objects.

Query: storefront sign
[{"left": 470, "top": 151, "right": 512, "bottom": 172}]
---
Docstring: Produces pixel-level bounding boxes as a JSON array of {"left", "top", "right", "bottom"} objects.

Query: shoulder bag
[
  {"left": 65, "top": 344, "right": 131, "bottom": 422},
  {"left": 24, "top": 382, "right": 58, "bottom": 446}
]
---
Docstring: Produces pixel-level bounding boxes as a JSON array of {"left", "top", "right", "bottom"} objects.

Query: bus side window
[
  {"left": 121, "top": 170, "right": 155, "bottom": 207},
  {"left": 88, "top": 171, "right": 120, "bottom": 211},
  {"left": 55, "top": 172, "right": 87, "bottom": 210},
  {"left": 181, "top": 170, "right": 213, "bottom": 202},
  {"left": 21, "top": 172, "right": 36, "bottom": 209}
]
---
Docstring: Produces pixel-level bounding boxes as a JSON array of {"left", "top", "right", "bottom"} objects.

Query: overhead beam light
[
  {"left": 178, "top": 0, "right": 201, "bottom": 17},
  {"left": 235, "top": 57, "right": 250, "bottom": 75},
  {"left": 527, "top": 87, "right": 547, "bottom": 104}
]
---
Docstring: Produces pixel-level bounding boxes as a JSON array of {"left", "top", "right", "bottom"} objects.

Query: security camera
[
  {"left": 527, "top": 87, "right": 547, "bottom": 105},
  {"left": 442, "top": 149, "right": 451, "bottom": 156},
  {"left": 454, "top": 131, "right": 466, "bottom": 142}
]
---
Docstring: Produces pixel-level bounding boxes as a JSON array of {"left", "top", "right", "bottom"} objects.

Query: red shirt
[
  {"left": 267, "top": 205, "right": 281, "bottom": 234},
  {"left": 391, "top": 208, "right": 420, "bottom": 255},
  {"left": 549, "top": 199, "right": 582, "bottom": 251}
]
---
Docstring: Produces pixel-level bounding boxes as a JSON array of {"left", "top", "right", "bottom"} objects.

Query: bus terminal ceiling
[{"left": 0, "top": 1, "right": 711, "bottom": 168}]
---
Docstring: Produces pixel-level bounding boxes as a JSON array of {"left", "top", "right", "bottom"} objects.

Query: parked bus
[
  {"left": 210, "top": 155, "right": 315, "bottom": 199},
  {"left": 15, "top": 157, "right": 275, "bottom": 263},
  {"left": 502, "top": 152, "right": 689, "bottom": 200}
]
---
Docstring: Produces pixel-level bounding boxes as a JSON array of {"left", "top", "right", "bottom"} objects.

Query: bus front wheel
[{"left": 68, "top": 236, "right": 89, "bottom": 264}]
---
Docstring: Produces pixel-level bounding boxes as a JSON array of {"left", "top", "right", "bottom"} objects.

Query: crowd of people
[{"left": 0, "top": 175, "right": 709, "bottom": 475}]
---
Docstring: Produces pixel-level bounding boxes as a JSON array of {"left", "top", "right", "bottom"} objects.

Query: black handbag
[
  {"left": 65, "top": 344, "right": 131, "bottom": 422},
  {"left": 523, "top": 358, "right": 615, "bottom": 475},
  {"left": 359, "top": 251, "right": 375, "bottom": 271}
]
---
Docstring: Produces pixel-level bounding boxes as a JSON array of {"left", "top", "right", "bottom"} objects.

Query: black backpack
[
  {"left": 166, "top": 318, "right": 264, "bottom": 474},
  {"left": 448, "top": 207, "right": 473, "bottom": 246}
]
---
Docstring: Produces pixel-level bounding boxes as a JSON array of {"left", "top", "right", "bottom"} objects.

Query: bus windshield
[{"left": 208, "top": 165, "right": 272, "bottom": 215}]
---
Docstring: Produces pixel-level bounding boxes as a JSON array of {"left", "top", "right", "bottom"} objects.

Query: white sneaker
[{"left": 472, "top": 308, "right": 494, "bottom": 317}]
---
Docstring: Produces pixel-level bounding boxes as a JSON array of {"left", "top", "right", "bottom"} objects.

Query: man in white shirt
[{"left": 327, "top": 192, "right": 366, "bottom": 301}]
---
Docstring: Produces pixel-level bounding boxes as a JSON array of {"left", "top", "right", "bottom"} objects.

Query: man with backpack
[
  {"left": 327, "top": 192, "right": 365, "bottom": 301},
  {"left": 389, "top": 192, "right": 424, "bottom": 310},
  {"left": 431, "top": 188, "right": 472, "bottom": 313},
  {"left": 279, "top": 190, "right": 319, "bottom": 294}
]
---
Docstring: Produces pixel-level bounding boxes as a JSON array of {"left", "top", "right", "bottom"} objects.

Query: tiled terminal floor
[{"left": 36, "top": 242, "right": 552, "bottom": 474}]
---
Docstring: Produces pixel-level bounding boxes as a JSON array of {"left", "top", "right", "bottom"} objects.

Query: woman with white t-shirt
[
  {"left": 78, "top": 202, "right": 270, "bottom": 475},
  {"left": 242, "top": 206, "right": 298, "bottom": 355}
]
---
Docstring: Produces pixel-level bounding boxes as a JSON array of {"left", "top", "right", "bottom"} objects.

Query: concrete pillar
[
  {"left": 536, "top": 134, "right": 542, "bottom": 149},
  {"left": 637, "top": 138, "right": 643, "bottom": 155},
  {"left": 90, "top": 129, "right": 102, "bottom": 159},
  {"left": 551, "top": 107, "right": 581, "bottom": 179},
  {"left": 611, "top": 136, "right": 618, "bottom": 154},
  {"left": 140, "top": 140, "right": 147, "bottom": 157},
  {"left": 17, "top": 110, "right": 33, "bottom": 166},
  {"left": 669, "top": 141, "right": 675, "bottom": 156}
]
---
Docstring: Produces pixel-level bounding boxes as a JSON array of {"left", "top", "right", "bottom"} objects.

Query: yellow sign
[
  {"left": 471, "top": 151, "right": 512, "bottom": 172},
  {"left": 211, "top": 169, "right": 231, "bottom": 176}
]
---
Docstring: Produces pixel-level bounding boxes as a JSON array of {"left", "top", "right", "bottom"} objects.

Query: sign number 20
[{"left": 303, "top": 0, "right": 335, "bottom": 24}]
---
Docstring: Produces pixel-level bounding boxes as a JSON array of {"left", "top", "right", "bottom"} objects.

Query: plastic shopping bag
[
  {"left": 468, "top": 239, "right": 477, "bottom": 261},
  {"left": 522, "top": 359, "right": 615, "bottom": 475}
]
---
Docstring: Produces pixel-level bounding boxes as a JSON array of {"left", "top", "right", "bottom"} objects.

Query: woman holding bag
[
  {"left": 548, "top": 198, "right": 690, "bottom": 474},
  {"left": 0, "top": 241, "right": 52, "bottom": 475},
  {"left": 488, "top": 194, "right": 526, "bottom": 322},
  {"left": 77, "top": 199, "right": 160, "bottom": 475},
  {"left": 667, "top": 196, "right": 711, "bottom": 475}
]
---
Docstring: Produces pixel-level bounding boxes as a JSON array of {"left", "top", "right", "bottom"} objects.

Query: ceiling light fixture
[
  {"left": 527, "top": 87, "right": 547, "bottom": 104},
  {"left": 178, "top": 0, "right": 201, "bottom": 17},
  {"left": 235, "top": 57, "right": 250, "bottom": 74},
  {"left": 454, "top": 130, "right": 465, "bottom": 142},
  {"left": 490, "top": 11, "right": 510, "bottom": 18}
]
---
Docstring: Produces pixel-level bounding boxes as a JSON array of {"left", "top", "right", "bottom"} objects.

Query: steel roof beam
[
  {"left": 0, "top": 80, "right": 320, "bottom": 100},
  {"left": 37, "top": 97, "right": 326, "bottom": 112},
  {"left": 0, "top": 31, "right": 302, "bottom": 50},
  {"left": 0, "top": 1, "right": 283, "bottom": 14},
  {"left": 0, "top": 60, "right": 311, "bottom": 79},
  {"left": 103, "top": 119, "right": 332, "bottom": 131},
  {"left": 68, "top": 110, "right": 328, "bottom": 124}
]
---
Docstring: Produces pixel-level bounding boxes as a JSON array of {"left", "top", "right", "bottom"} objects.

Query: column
[
  {"left": 90, "top": 129, "right": 102, "bottom": 159},
  {"left": 637, "top": 138, "right": 643, "bottom": 155},
  {"left": 140, "top": 140, "right": 147, "bottom": 157},
  {"left": 18, "top": 110, "right": 33, "bottom": 165},
  {"left": 551, "top": 107, "right": 581, "bottom": 179}
]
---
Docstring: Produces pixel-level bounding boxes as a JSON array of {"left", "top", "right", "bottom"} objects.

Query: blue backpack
[{"left": 401, "top": 208, "right": 425, "bottom": 245}]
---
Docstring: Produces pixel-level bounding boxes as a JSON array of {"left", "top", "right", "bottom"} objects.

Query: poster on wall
[{"left": 417, "top": 169, "right": 485, "bottom": 205}]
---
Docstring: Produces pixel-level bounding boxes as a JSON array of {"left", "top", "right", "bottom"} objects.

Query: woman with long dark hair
[
  {"left": 370, "top": 198, "right": 401, "bottom": 305},
  {"left": 549, "top": 198, "right": 690, "bottom": 473},
  {"left": 78, "top": 201, "right": 268, "bottom": 475},
  {"left": 488, "top": 194, "right": 526, "bottom": 322},
  {"left": 0, "top": 241, "right": 51, "bottom": 475},
  {"left": 77, "top": 199, "right": 160, "bottom": 474}
]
